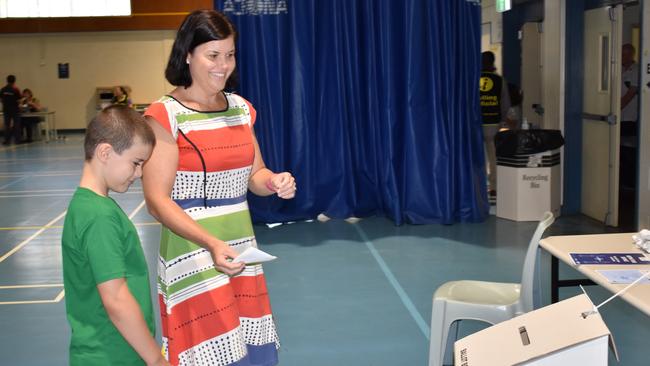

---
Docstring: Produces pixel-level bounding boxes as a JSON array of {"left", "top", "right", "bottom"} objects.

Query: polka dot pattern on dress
[
  {"left": 171, "top": 167, "right": 252, "bottom": 201},
  {"left": 177, "top": 326, "right": 248, "bottom": 366}
]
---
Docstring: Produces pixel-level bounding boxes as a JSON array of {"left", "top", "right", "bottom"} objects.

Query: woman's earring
[{"left": 186, "top": 59, "right": 190, "bottom": 64}]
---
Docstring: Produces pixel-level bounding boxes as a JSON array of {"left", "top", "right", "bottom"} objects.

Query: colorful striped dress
[{"left": 145, "top": 93, "right": 279, "bottom": 366}]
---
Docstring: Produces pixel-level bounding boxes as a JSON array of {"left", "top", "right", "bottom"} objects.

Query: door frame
[{"left": 637, "top": 0, "right": 650, "bottom": 229}]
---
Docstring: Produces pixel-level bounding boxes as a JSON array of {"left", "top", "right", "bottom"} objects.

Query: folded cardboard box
[{"left": 454, "top": 294, "right": 618, "bottom": 366}]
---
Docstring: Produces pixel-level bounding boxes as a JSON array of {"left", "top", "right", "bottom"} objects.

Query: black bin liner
[{"left": 495, "top": 129, "right": 565, "bottom": 157}]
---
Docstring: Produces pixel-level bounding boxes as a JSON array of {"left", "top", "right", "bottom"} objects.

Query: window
[
  {"left": 599, "top": 34, "right": 610, "bottom": 92},
  {"left": 0, "top": 0, "right": 131, "bottom": 18}
]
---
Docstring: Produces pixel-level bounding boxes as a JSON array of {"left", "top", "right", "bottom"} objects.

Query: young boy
[{"left": 61, "top": 105, "right": 169, "bottom": 366}]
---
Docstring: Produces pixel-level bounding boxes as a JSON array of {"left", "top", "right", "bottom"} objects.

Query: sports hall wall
[
  {"left": 0, "top": 0, "right": 211, "bottom": 129},
  {"left": 0, "top": 31, "right": 175, "bottom": 129}
]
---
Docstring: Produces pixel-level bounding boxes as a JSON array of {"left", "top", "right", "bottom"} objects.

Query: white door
[
  {"left": 581, "top": 6, "right": 623, "bottom": 226},
  {"left": 521, "top": 22, "right": 543, "bottom": 127}
]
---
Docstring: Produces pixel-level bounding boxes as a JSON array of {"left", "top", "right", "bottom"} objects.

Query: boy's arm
[{"left": 97, "top": 279, "right": 170, "bottom": 366}]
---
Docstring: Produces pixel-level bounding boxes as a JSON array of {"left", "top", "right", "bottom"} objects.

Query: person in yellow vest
[{"left": 480, "top": 51, "right": 510, "bottom": 198}]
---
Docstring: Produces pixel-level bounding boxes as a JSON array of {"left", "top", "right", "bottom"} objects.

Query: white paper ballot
[
  {"left": 596, "top": 269, "right": 650, "bottom": 284},
  {"left": 233, "top": 247, "right": 277, "bottom": 264}
]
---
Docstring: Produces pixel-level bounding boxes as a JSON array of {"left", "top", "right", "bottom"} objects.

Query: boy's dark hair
[
  {"left": 7, "top": 75, "right": 15, "bottom": 84},
  {"left": 165, "top": 10, "right": 238, "bottom": 91},
  {"left": 84, "top": 105, "right": 156, "bottom": 161}
]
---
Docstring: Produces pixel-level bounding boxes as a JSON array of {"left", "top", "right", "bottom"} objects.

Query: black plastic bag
[{"left": 495, "top": 129, "right": 565, "bottom": 157}]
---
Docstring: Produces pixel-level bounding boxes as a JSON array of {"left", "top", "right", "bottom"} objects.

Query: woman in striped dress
[{"left": 142, "top": 10, "right": 296, "bottom": 366}]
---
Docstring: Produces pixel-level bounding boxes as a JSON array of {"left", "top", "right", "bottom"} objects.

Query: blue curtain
[{"left": 215, "top": 0, "right": 488, "bottom": 225}]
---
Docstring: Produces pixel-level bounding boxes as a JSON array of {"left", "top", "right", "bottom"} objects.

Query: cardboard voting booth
[{"left": 454, "top": 294, "right": 618, "bottom": 366}]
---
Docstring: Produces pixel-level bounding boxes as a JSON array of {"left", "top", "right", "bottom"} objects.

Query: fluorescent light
[
  {"left": 496, "top": 0, "right": 512, "bottom": 13},
  {"left": 0, "top": 0, "right": 131, "bottom": 18}
]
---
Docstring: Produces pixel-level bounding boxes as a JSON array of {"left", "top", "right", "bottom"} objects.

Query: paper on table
[
  {"left": 233, "top": 247, "right": 277, "bottom": 264},
  {"left": 596, "top": 269, "right": 650, "bottom": 284},
  {"left": 569, "top": 252, "right": 650, "bottom": 265}
]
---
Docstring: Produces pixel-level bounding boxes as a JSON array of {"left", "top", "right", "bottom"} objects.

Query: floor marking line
[
  {"left": 0, "top": 188, "right": 77, "bottom": 194},
  {"left": 0, "top": 284, "right": 63, "bottom": 289},
  {"left": 353, "top": 224, "right": 431, "bottom": 340},
  {"left": 0, "top": 173, "right": 79, "bottom": 178},
  {"left": 0, "top": 176, "right": 29, "bottom": 190},
  {"left": 0, "top": 210, "right": 67, "bottom": 263},
  {"left": 0, "top": 288, "right": 65, "bottom": 306},
  {"left": 0, "top": 222, "right": 160, "bottom": 231},
  {"left": 0, "top": 191, "right": 142, "bottom": 198},
  {"left": 0, "top": 170, "right": 79, "bottom": 176},
  {"left": 54, "top": 289, "right": 65, "bottom": 302},
  {"left": 0, "top": 157, "right": 79, "bottom": 163},
  {"left": 0, "top": 194, "right": 78, "bottom": 198},
  {"left": 0, "top": 299, "right": 60, "bottom": 305},
  {"left": 0, "top": 140, "right": 44, "bottom": 152},
  {"left": 0, "top": 169, "right": 79, "bottom": 174},
  {"left": 0, "top": 226, "right": 63, "bottom": 231},
  {"left": 129, "top": 200, "right": 147, "bottom": 220}
]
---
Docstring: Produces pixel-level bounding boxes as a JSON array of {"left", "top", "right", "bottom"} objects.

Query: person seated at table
[
  {"left": 19, "top": 88, "right": 43, "bottom": 143},
  {"left": 111, "top": 86, "right": 132, "bottom": 107}
]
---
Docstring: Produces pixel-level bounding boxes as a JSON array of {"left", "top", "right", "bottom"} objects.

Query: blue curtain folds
[{"left": 215, "top": 0, "right": 488, "bottom": 225}]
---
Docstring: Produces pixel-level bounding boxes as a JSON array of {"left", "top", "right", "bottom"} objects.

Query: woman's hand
[
  {"left": 209, "top": 241, "right": 245, "bottom": 276},
  {"left": 268, "top": 172, "right": 296, "bottom": 199}
]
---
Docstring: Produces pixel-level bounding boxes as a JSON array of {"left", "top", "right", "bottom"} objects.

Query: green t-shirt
[{"left": 62, "top": 187, "right": 154, "bottom": 365}]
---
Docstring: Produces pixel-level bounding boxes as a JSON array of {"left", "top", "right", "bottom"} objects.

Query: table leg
[
  {"left": 551, "top": 256, "right": 596, "bottom": 303},
  {"left": 45, "top": 115, "right": 51, "bottom": 142},
  {"left": 551, "top": 256, "right": 559, "bottom": 303},
  {"left": 52, "top": 114, "right": 57, "bottom": 140}
]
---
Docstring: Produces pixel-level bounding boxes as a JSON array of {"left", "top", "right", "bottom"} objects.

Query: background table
[{"left": 21, "top": 111, "right": 57, "bottom": 142}]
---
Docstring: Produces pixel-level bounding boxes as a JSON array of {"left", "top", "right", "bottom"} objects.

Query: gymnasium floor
[{"left": 0, "top": 135, "right": 648, "bottom": 366}]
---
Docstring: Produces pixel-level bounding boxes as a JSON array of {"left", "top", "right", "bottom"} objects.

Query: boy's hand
[
  {"left": 98, "top": 279, "right": 173, "bottom": 366},
  {"left": 269, "top": 172, "right": 296, "bottom": 199},
  {"left": 209, "top": 242, "right": 245, "bottom": 276},
  {"left": 147, "top": 355, "right": 171, "bottom": 366}
]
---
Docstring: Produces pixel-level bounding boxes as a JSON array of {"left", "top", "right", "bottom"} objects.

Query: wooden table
[
  {"left": 21, "top": 111, "right": 57, "bottom": 142},
  {"left": 540, "top": 233, "right": 650, "bottom": 317}
]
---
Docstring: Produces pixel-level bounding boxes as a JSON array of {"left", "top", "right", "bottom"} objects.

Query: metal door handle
[{"left": 582, "top": 113, "right": 616, "bottom": 125}]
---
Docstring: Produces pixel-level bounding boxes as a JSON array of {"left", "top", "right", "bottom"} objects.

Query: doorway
[
  {"left": 579, "top": 3, "right": 641, "bottom": 230},
  {"left": 618, "top": 3, "right": 641, "bottom": 231}
]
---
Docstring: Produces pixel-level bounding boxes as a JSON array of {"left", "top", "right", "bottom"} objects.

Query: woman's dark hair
[{"left": 165, "top": 10, "right": 239, "bottom": 90}]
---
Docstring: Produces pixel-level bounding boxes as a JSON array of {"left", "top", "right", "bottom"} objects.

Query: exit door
[{"left": 581, "top": 5, "right": 623, "bottom": 226}]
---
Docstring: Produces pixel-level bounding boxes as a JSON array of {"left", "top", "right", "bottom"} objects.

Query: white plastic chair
[{"left": 428, "top": 211, "right": 555, "bottom": 366}]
